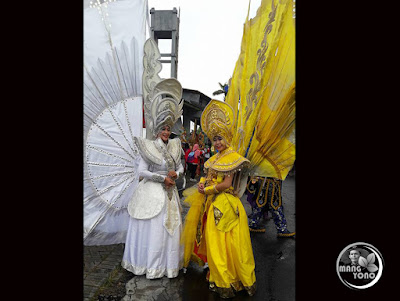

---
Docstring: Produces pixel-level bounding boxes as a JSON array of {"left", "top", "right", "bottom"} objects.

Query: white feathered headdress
[
  {"left": 142, "top": 38, "right": 183, "bottom": 139},
  {"left": 149, "top": 78, "right": 183, "bottom": 137}
]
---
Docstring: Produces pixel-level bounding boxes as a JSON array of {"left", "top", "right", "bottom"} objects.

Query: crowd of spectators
[{"left": 182, "top": 142, "right": 214, "bottom": 181}]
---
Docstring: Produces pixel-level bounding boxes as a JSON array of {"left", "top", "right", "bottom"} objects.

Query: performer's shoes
[
  {"left": 277, "top": 229, "right": 295, "bottom": 238},
  {"left": 249, "top": 224, "right": 266, "bottom": 233}
]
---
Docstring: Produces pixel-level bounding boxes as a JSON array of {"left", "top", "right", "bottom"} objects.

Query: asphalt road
[{"left": 87, "top": 174, "right": 295, "bottom": 301}]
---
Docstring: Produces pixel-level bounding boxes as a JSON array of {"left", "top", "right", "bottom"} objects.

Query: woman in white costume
[{"left": 122, "top": 78, "right": 185, "bottom": 279}]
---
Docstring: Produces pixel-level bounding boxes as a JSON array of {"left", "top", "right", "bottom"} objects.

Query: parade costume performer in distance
[{"left": 246, "top": 175, "right": 296, "bottom": 237}]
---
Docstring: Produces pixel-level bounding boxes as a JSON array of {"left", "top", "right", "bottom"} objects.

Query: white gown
[{"left": 122, "top": 138, "right": 184, "bottom": 279}]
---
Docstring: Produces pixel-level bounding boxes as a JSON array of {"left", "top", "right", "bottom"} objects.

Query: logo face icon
[{"left": 336, "top": 242, "right": 384, "bottom": 290}]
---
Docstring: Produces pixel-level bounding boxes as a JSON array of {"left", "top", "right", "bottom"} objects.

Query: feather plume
[{"left": 225, "top": 0, "right": 295, "bottom": 180}]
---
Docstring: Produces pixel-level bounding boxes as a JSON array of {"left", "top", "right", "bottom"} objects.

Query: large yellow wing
[{"left": 225, "top": 0, "right": 295, "bottom": 180}]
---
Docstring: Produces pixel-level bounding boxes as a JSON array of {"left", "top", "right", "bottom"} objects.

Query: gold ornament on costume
[{"left": 201, "top": 99, "right": 235, "bottom": 144}]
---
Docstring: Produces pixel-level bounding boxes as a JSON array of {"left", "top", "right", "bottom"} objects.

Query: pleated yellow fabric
[
  {"left": 205, "top": 193, "right": 256, "bottom": 289},
  {"left": 181, "top": 190, "right": 206, "bottom": 267},
  {"left": 181, "top": 147, "right": 256, "bottom": 297},
  {"left": 225, "top": 0, "right": 295, "bottom": 180}
]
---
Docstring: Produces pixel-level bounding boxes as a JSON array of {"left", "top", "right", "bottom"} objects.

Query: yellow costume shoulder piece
[{"left": 204, "top": 147, "right": 250, "bottom": 173}]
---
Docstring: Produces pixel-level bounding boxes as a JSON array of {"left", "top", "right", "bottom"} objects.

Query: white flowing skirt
[{"left": 121, "top": 198, "right": 183, "bottom": 279}]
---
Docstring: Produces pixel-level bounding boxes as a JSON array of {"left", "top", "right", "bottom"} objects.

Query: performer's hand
[
  {"left": 164, "top": 177, "right": 175, "bottom": 188},
  {"left": 198, "top": 182, "right": 205, "bottom": 194},
  {"left": 167, "top": 170, "right": 178, "bottom": 179}
]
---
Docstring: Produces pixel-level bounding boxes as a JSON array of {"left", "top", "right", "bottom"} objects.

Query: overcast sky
[
  {"left": 84, "top": 0, "right": 262, "bottom": 100},
  {"left": 147, "top": 0, "right": 262, "bottom": 100}
]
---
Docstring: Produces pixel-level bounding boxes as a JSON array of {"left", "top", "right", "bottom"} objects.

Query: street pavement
[{"left": 84, "top": 174, "right": 295, "bottom": 301}]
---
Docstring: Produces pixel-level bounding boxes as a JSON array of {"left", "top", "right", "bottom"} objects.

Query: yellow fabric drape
[
  {"left": 180, "top": 184, "right": 256, "bottom": 292},
  {"left": 206, "top": 193, "right": 256, "bottom": 289},
  {"left": 225, "top": 0, "right": 295, "bottom": 180},
  {"left": 180, "top": 147, "right": 256, "bottom": 296}
]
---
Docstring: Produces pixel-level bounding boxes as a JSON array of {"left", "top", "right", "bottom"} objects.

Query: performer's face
[
  {"left": 213, "top": 136, "right": 227, "bottom": 152},
  {"left": 158, "top": 125, "right": 171, "bottom": 142}
]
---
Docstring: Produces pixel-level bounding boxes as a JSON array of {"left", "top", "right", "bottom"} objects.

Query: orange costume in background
[{"left": 181, "top": 100, "right": 256, "bottom": 298}]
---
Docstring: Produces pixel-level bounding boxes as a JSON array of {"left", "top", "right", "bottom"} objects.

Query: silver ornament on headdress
[{"left": 142, "top": 38, "right": 183, "bottom": 139}]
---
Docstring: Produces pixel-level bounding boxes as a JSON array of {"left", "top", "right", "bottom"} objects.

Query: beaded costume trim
[
  {"left": 121, "top": 260, "right": 182, "bottom": 279},
  {"left": 204, "top": 147, "right": 250, "bottom": 173},
  {"left": 153, "top": 138, "right": 176, "bottom": 171},
  {"left": 268, "top": 178, "right": 282, "bottom": 210},
  {"left": 255, "top": 177, "right": 268, "bottom": 208},
  {"left": 151, "top": 174, "right": 165, "bottom": 183}
]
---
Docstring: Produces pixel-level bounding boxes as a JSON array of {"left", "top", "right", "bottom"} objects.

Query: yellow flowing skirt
[{"left": 181, "top": 190, "right": 256, "bottom": 296}]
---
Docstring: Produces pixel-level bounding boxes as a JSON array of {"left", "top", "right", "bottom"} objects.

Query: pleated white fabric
[
  {"left": 121, "top": 196, "right": 183, "bottom": 278},
  {"left": 121, "top": 138, "right": 184, "bottom": 278}
]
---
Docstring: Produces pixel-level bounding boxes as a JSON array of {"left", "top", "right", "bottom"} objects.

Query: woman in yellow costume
[{"left": 181, "top": 99, "right": 256, "bottom": 298}]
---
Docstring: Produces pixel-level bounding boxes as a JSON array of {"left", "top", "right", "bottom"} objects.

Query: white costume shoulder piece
[
  {"left": 134, "top": 136, "right": 163, "bottom": 166},
  {"left": 134, "top": 136, "right": 182, "bottom": 167}
]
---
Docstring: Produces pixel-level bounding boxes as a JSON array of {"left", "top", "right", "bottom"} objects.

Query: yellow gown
[{"left": 181, "top": 147, "right": 256, "bottom": 298}]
